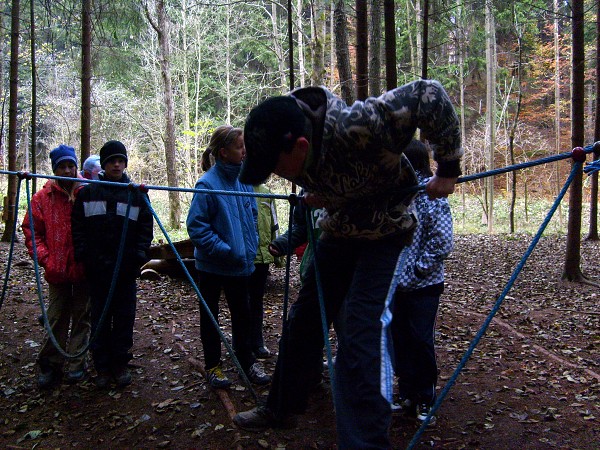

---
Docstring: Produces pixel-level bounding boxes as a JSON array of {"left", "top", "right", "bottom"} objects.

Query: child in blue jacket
[{"left": 186, "top": 125, "right": 270, "bottom": 388}]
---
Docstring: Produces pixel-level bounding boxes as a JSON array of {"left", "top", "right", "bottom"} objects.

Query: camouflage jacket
[{"left": 291, "top": 80, "right": 462, "bottom": 240}]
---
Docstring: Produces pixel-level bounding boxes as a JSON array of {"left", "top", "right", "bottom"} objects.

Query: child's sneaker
[
  {"left": 391, "top": 397, "right": 416, "bottom": 416},
  {"left": 247, "top": 362, "right": 271, "bottom": 385},
  {"left": 206, "top": 365, "right": 232, "bottom": 389},
  {"left": 416, "top": 403, "right": 437, "bottom": 425}
]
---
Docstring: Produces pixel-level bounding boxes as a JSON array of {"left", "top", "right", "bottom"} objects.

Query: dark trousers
[
  {"left": 391, "top": 287, "right": 441, "bottom": 405},
  {"left": 196, "top": 271, "right": 255, "bottom": 372},
  {"left": 248, "top": 263, "right": 269, "bottom": 350},
  {"left": 89, "top": 274, "right": 137, "bottom": 372},
  {"left": 267, "top": 235, "right": 404, "bottom": 449}
]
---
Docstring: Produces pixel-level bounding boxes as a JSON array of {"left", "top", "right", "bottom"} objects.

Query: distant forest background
[{"left": 0, "top": 0, "right": 599, "bottom": 239}]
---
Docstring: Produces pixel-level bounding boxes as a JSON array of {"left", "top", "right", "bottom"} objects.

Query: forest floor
[{"left": 0, "top": 234, "right": 599, "bottom": 449}]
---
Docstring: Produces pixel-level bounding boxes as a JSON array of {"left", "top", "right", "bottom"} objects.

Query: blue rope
[
  {"left": 584, "top": 159, "right": 600, "bottom": 175},
  {"left": 406, "top": 160, "right": 582, "bottom": 449},
  {"left": 141, "top": 193, "right": 259, "bottom": 400},
  {"left": 0, "top": 175, "right": 23, "bottom": 310}
]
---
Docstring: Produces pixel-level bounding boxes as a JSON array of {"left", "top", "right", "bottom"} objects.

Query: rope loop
[{"left": 17, "top": 171, "right": 31, "bottom": 180}]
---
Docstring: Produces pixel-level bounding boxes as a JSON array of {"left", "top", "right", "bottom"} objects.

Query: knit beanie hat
[
  {"left": 99, "top": 140, "right": 128, "bottom": 169},
  {"left": 49, "top": 145, "right": 78, "bottom": 172}
]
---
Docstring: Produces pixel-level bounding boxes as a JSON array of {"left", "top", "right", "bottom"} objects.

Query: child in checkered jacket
[{"left": 391, "top": 139, "right": 454, "bottom": 425}]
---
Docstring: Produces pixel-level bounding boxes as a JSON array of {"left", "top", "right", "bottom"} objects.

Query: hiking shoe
[
  {"left": 247, "top": 362, "right": 271, "bottom": 385},
  {"left": 94, "top": 371, "right": 112, "bottom": 389},
  {"left": 65, "top": 369, "right": 86, "bottom": 384},
  {"left": 37, "top": 369, "right": 59, "bottom": 389},
  {"left": 113, "top": 366, "right": 132, "bottom": 387},
  {"left": 392, "top": 397, "right": 416, "bottom": 416},
  {"left": 254, "top": 346, "right": 271, "bottom": 359},
  {"left": 233, "top": 405, "right": 275, "bottom": 431},
  {"left": 416, "top": 403, "right": 437, "bottom": 425},
  {"left": 206, "top": 365, "right": 232, "bottom": 389}
]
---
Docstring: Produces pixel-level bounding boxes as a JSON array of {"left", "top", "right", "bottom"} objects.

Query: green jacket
[{"left": 253, "top": 184, "right": 279, "bottom": 265}]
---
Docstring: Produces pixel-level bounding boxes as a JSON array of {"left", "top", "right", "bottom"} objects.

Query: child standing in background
[
  {"left": 72, "top": 140, "right": 154, "bottom": 389},
  {"left": 248, "top": 183, "right": 280, "bottom": 359},
  {"left": 22, "top": 145, "right": 90, "bottom": 388},
  {"left": 391, "top": 140, "right": 454, "bottom": 425},
  {"left": 186, "top": 125, "right": 270, "bottom": 388}
]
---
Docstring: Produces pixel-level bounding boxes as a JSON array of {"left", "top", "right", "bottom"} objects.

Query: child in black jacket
[{"left": 72, "top": 140, "right": 153, "bottom": 388}]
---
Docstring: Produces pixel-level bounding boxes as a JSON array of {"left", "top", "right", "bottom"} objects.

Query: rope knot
[{"left": 571, "top": 147, "right": 586, "bottom": 163}]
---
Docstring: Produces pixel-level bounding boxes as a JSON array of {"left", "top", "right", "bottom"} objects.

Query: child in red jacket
[{"left": 22, "top": 145, "right": 90, "bottom": 389}]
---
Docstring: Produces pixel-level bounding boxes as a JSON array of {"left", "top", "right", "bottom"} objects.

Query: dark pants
[
  {"left": 391, "top": 286, "right": 441, "bottom": 405},
  {"left": 248, "top": 263, "right": 269, "bottom": 350},
  {"left": 89, "top": 274, "right": 137, "bottom": 373},
  {"left": 196, "top": 271, "right": 255, "bottom": 372},
  {"left": 267, "top": 235, "right": 405, "bottom": 449}
]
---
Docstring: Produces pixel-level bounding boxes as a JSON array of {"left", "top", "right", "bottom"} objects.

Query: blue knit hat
[{"left": 49, "top": 145, "right": 78, "bottom": 171}]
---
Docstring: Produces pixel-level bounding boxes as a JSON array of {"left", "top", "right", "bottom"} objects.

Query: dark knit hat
[
  {"left": 49, "top": 144, "right": 78, "bottom": 172},
  {"left": 240, "top": 96, "right": 306, "bottom": 185},
  {"left": 99, "top": 140, "right": 128, "bottom": 169}
]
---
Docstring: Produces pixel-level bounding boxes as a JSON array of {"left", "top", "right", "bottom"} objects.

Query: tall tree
[
  {"left": 484, "top": 0, "right": 496, "bottom": 233},
  {"left": 334, "top": 0, "right": 353, "bottom": 103},
  {"left": 587, "top": 0, "right": 600, "bottom": 241},
  {"left": 508, "top": 8, "right": 524, "bottom": 234},
  {"left": 29, "top": 0, "right": 36, "bottom": 191},
  {"left": 146, "top": 0, "right": 181, "bottom": 229},
  {"left": 554, "top": 0, "right": 563, "bottom": 228},
  {"left": 421, "top": 0, "right": 429, "bottom": 79},
  {"left": 2, "top": 0, "right": 20, "bottom": 243},
  {"left": 356, "top": 0, "right": 368, "bottom": 100},
  {"left": 80, "top": 0, "right": 91, "bottom": 162},
  {"left": 383, "top": 0, "right": 396, "bottom": 90},
  {"left": 368, "top": 0, "right": 382, "bottom": 95},
  {"left": 562, "top": 0, "right": 586, "bottom": 281}
]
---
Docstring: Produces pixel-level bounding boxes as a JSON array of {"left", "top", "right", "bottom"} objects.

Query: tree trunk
[
  {"left": 508, "top": 14, "right": 523, "bottom": 234},
  {"left": 271, "top": 0, "right": 287, "bottom": 89},
  {"left": 80, "top": 0, "right": 92, "bottom": 162},
  {"left": 484, "top": 0, "right": 496, "bottom": 234},
  {"left": 384, "top": 0, "right": 396, "bottom": 90},
  {"left": 297, "top": 0, "right": 305, "bottom": 87},
  {"left": 2, "top": 0, "right": 20, "bottom": 243},
  {"left": 586, "top": 0, "right": 600, "bottom": 241},
  {"left": 334, "top": 0, "right": 353, "bottom": 104},
  {"left": 29, "top": 0, "right": 36, "bottom": 191},
  {"left": 309, "top": 0, "right": 325, "bottom": 86},
  {"left": 356, "top": 0, "right": 368, "bottom": 100},
  {"left": 421, "top": 0, "right": 429, "bottom": 79},
  {"left": 368, "top": 0, "right": 382, "bottom": 96},
  {"left": 147, "top": 0, "right": 181, "bottom": 230},
  {"left": 554, "top": 0, "right": 563, "bottom": 229},
  {"left": 562, "top": 0, "right": 585, "bottom": 281}
]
